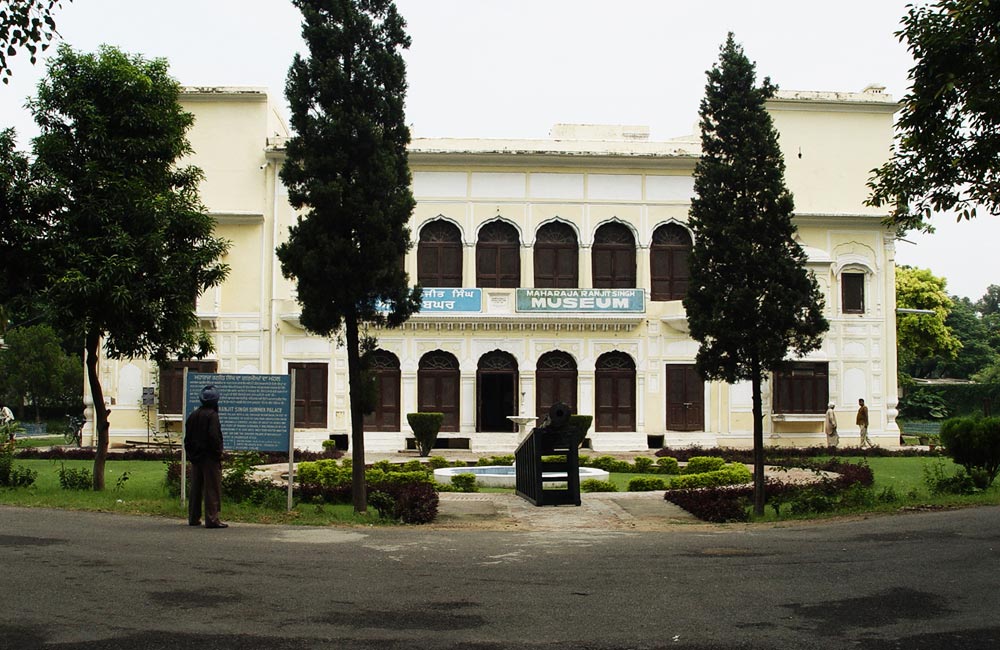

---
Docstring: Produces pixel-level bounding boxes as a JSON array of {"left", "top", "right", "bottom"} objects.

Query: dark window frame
[
  {"left": 289, "top": 362, "right": 328, "bottom": 428},
  {"left": 772, "top": 362, "right": 829, "bottom": 415},
  {"left": 650, "top": 223, "right": 692, "bottom": 301},
  {"left": 417, "top": 220, "right": 463, "bottom": 288},
  {"left": 158, "top": 360, "right": 218, "bottom": 415},
  {"left": 592, "top": 222, "right": 637, "bottom": 289},
  {"left": 533, "top": 222, "right": 579, "bottom": 288},
  {"left": 842, "top": 272, "right": 865, "bottom": 314},
  {"left": 476, "top": 221, "right": 521, "bottom": 288}
]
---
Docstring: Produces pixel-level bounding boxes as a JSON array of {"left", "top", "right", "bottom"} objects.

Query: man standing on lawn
[
  {"left": 184, "top": 385, "right": 227, "bottom": 528},
  {"left": 857, "top": 398, "right": 871, "bottom": 448}
]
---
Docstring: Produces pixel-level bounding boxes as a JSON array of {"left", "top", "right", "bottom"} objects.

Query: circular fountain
[{"left": 433, "top": 465, "right": 610, "bottom": 488}]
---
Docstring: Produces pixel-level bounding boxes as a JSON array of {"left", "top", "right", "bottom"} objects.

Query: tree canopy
[
  {"left": 278, "top": 0, "right": 420, "bottom": 512},
  {"left": 685, "top": 34, "right": 828, "bottom": 515},
  {"left": 868, "top": 0, "right": 1000, "bottom": 232},
  {"left": 23, "top": 45, "right": 229, "bottom": 489},
  {"left": 0, "top": 324, "right": 81, "bottom": 422},
  {"left": 0, "top": 0, "right": 69, "bottom": 83},
  {"left": 895, "top": 266, "right": 961, "bottom": 376}
]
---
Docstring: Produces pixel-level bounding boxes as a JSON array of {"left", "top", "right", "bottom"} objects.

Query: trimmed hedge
[
  {"left": 628, "top": 476, "right": 667, "bottom": 492},
  {"left": 682, "top": 456, "right": 727, "bottom": 474},
  {"left": 669, "top": 463, "right": 752, "bottom": 489},
  {"left": 407, "top": 412, "right": 444, "bottom": 457}
]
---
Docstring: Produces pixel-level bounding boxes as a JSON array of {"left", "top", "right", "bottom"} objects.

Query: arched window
[
  {"left": 477, "top": 350, "right": 518, "bottom": 432},
  {"left": 533, "top": 222, "right": 579, "bottom": 288},
  {"left": 595, "top": 351, "right": 636, "bottom": 432},
  {"left": 536, "top": 351, "right": 578, "bottom": 417},
  {"left": 362, "top": 350, "right": 400, "bottom": 432},
  {"left": 592, "top": 222, "right": 636, "bottom": 288},
  {"left": 650, "top": 223, "right": 692, "bottom": 301},
  {"left": 417, "top": 220, "right": 463, "bottom": 287},
  {"left": 417, "top": 351, "right": 460, "bottom": 432},
  {"left": 476, "top": 221, "right": 521, "bottom": 288}
]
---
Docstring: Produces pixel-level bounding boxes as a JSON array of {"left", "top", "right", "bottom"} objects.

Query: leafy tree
[
  {"left": 0, "top": 0, "right": 69, "bottom": 84},
  {"left": 0, "top": 324, "right": 80, "bottom": 421},
  {"left": 28, "top": 45, "right": 229, "bottom": 489},
  {"left": 976, "top": 285, "right": 1000, "bottom": 317},
  {"left": 0, "top": 128, "right": 55, "bottom": 335},
  {"left": 867, "top": 1, "right": 1000, "bottom": 232},
  {"left": 896, "top": 266, "right": 961, "bottom": 376},
  {"left": 684, "top": 34, "right": 828, "bottom": 516},
  {"left": 277, "top": 0, "right": 421, "bottom": 513}
]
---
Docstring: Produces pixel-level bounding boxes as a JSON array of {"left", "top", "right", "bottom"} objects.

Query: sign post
[{"left": 183, "top": 372, "right": 295, "bottom": 511}]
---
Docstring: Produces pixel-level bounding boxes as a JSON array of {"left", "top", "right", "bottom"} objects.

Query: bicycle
[{"left": 64, "top": 415, "right": 85, "bottom": 446}]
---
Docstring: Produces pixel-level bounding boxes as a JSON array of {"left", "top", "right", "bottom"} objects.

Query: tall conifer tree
[
  {"left": 685, "top": 34, "right": 828, "bottom": 515},
  {"left": 278, "top": 0, "right": 420, "bottom": 513}
]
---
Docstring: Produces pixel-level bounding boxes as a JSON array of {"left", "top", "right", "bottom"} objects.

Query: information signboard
[
  {"left": 184, "top": 372, "right": 291, "bottom": 452},
  {"left": 515, "top": 288, "right": 645, "bottom": 313}
]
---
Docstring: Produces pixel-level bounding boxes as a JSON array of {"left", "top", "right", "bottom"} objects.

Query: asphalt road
[{"left": 3, "top": 505, "right": 1000, "bottom": 649}]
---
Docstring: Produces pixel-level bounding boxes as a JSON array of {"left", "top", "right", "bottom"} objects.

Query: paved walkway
[{"left": 434, "top": 490, "right": 700, "bottom": 531}]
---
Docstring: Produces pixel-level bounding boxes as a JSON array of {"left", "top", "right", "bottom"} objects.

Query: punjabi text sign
[{"left": 185, "top": 372, "right": 291, "bottom": 452}]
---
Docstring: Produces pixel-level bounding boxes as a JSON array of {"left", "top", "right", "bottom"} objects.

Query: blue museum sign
[{"left": 516, "top": 288, "right": 645, "bottom": 312}]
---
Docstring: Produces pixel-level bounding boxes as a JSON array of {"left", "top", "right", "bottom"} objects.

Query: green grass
[
  {"left": 15, "top": 436, "right": 67, "bottom": 449},
  {"left": 0, "top": 459, "right": 384, "bottom": 526}
]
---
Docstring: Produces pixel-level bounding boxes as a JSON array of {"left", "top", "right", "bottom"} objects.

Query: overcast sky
[{"left": 0, "top": 0, "right": 993, "bottom": 300}]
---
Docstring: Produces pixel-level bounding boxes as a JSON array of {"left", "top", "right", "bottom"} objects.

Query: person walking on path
[
  {"left": 824, "top": 403, "right": 838, "bottom": 447},
  {"left": 184, "top": 385, "right": 227, "bottom": 529},
  {"left": 857, "top": 398, "right": 871, "bottom": 448}
]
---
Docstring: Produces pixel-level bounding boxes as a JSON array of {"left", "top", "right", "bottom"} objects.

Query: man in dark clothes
[{"left": 185, "top": 385, "right": 227, "bottom": 528}]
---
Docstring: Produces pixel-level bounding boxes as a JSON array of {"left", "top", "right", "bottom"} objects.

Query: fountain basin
[{"left": 433, "top": 465, "right": 610, "bottom": 488}]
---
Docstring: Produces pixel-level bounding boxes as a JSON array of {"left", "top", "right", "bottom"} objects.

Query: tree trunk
[
  {"left": 751, "top": 361, "right": 765, "bottom": 517},
  {"left": 345, "top": 315, "right": 367, "bottom": 514},
  {"left": 85, "top": 330, "right": 109, "bottom": 491}
]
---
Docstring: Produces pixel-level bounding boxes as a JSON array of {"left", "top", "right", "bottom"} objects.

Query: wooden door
[{"left": 665, "top": 364, "right": 704, "bottom": 431}]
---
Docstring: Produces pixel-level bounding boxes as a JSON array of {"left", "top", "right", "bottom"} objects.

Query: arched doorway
[
  {"left": 418, "top": 351, "right": 460, "bottom": 432},
  {"left": 477, "top": 350, "right": 518, "bottom": 432},
  {"left": 595, "top": 351, "right": 636, "bottom": 432},
  {"left": 536, "top": 351, "right": 578, "bottom": 416},
  {"left": 362, "top": 350, "right": 400, "bottom": 432}
]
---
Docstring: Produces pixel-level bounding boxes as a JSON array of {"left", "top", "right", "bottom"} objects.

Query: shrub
[
  {"left": 923, "top": 459, "right": 978, "bottom": 495},
  {"left": 428, "top": 456, "right": 451, "bottom": 469},
  {"left": 368, "top": 490, "right": 396, "bottom": 519},
  {"left": 682, "top": 456, "right": 727, "bottom": 474},
  {"left": 477, "top": 455, "right": 514, "bottom": 467},
  {"left": 669, "top": 463, "right": 752, "bottom": 489},
  {"left": 939, "top": 416, "right": 1000, "bottom": 488},
  {"left": 656, "top": 456, "right": 680, "bottom": 474},
  {"left": 0, "top": 438, "right": 37, "bottom": 487},
  {"left": 222, "top": 452, "right": 283, "bottom": 506},
  {"left": 632, "top": 457, "right": 655, "bottom": 474},
  {"left": 589, "top": 455, "right": 632, "bottom": 473},
  {"left": 450, "top": 473, "right": 478, "bottom": 493},
  {"left": 57, "top": 463, "right": 93, "bottom": 490},
  {"left": 382, "top": 481, "right": 439, "bottom": 524},
  {"left": 407, "top": 412, "right": 444, "bottom": 457},
  {"left": 628, "top": 476, "right": 667, "bottom": 492},
  {"left": 898, "top": 389, "right": 950, "bottom": 420},
  {"left": 664, "top": 486, "right": 751, "bottom": 523},
  {"left": 580, "top": 479, "right": 618, "bottom": 492}
]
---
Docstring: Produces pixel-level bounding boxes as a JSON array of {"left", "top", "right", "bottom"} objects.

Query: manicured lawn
[{"left": 0, "top": 459, "right": 382, "bottom": 526}]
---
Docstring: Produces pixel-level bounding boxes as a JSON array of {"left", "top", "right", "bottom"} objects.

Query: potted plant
[{"left": 406, "top": 412, "right": 444, "bottom": 457}]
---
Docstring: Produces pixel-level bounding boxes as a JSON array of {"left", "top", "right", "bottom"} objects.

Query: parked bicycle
[{"left": 64, "top": 415, "right": 85, "bottom": 446}]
